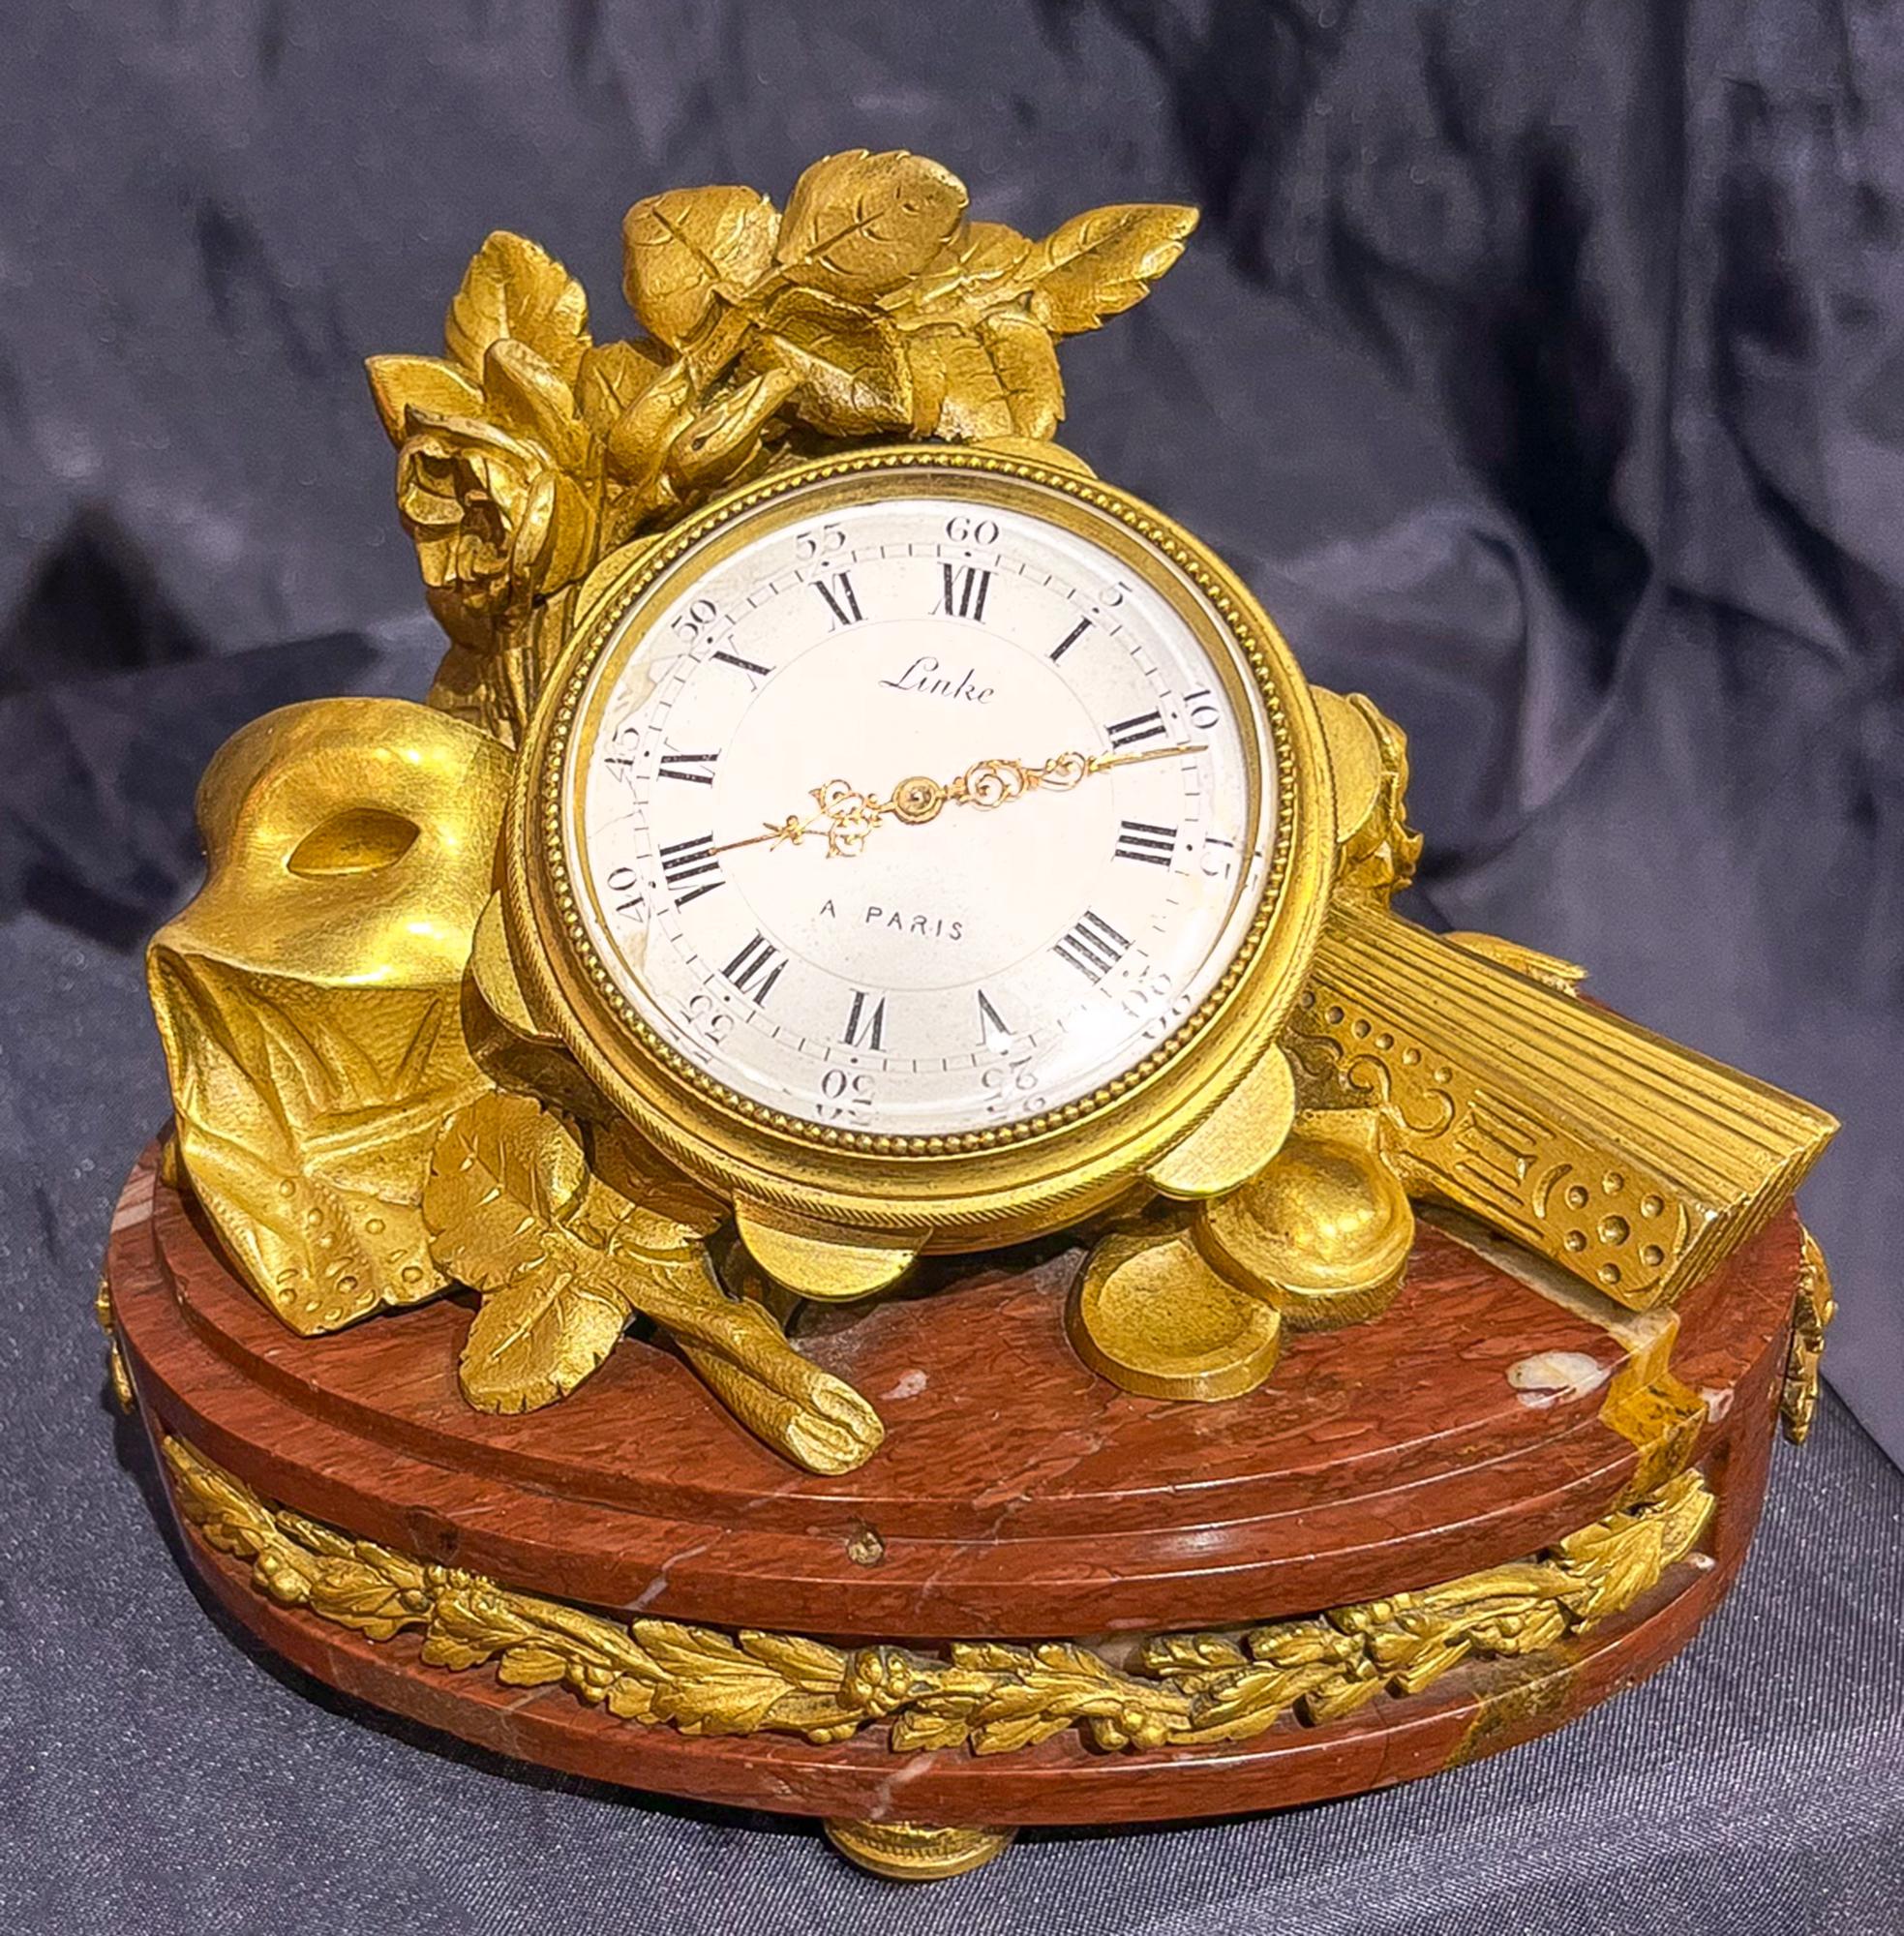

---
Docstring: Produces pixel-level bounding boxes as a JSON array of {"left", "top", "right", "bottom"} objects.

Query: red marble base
[{"left": 106, "top": 1137, "right": 1800, "bottom": 1834}]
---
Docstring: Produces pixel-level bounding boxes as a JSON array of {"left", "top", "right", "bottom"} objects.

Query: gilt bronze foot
[{"left": 823, "top": 1820, "right": 1016, "bottom": 1881}]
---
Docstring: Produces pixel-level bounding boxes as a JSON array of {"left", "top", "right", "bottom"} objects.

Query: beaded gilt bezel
[{"left": 529, "top": 448, "right": 1306, "bottom": 1159}]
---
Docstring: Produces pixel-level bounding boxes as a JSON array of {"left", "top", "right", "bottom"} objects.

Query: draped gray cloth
[{"left": 2, "top": 3, "right": 1899, "bottom": 1929}]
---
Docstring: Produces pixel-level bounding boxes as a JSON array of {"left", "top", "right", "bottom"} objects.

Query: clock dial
[{"left": 564, "top": 483, "right": 1276, "bottom": 1138}]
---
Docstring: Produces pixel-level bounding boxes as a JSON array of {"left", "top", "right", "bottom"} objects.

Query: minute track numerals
[{"left": 572, "top": 487, "right": 1272, "bottom": 1138}]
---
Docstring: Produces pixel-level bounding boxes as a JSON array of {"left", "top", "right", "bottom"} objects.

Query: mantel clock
[{"left": 103, "top": 150, "right": 1839, "bottom": 1881}]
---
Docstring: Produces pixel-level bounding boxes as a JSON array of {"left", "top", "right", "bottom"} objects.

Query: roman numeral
[
  {"left": 841, "top": 989, "right": 887, "bottom": 1049},
  {"left": 1050, "top": 616, "right": 1092, "bottom": 661},
  {"left": 658, "top": 751, "right": 717, "bottom": 785},
  {"left": 937, "top": 563, "right": 991, "bottom": 623},
  {"left": 1114, "top": 819, "right": 1177, "bottom": 867},
  {"left": 813, "top": 572, "right": 863, "bottom": 627},
  {"left": 1053, "top": 910, "right": 1132, "bottom": 983},
  {"left": 710, "top": 649, "right": 771, "bottom": 685},
  {"left": 721, "top": 931, "right": 785, "bottom": 1002},
  {"left": 1104, "top": 710, "right": 1166, "bottom": 750},
  {"left": 976, "top": 988, "right": 1012, "bottom": 1049},
  {"left": 658, "top": 833, "right": 723, "bottom": 906}
]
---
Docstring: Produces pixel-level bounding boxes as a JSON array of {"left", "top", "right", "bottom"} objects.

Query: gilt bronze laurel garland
[{"left": 162, "top": 1432, "right": 1716, "bottom": 1760}]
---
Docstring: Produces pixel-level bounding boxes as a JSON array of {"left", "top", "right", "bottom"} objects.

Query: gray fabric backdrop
[{"left": 2, "top": 2, "right": 1900, "bottom": 1929}]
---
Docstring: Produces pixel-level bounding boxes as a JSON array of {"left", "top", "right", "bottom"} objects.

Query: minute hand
[
  {"left": 710, "top": 741, "right": 1207, "bottom": 862},
  {"left": 1087, "top": 741, "right": 1211, "bottom": 777}
]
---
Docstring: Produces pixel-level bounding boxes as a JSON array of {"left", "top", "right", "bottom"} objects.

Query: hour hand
[
  {"left": 707, "top": 812, "right": 825, "bottom": 859},
  {"left": 702, "top": 780, "right": 892, "bottom": 862},
  {"left": 706, "top": 786, "right": 881, "bottom": 860}
]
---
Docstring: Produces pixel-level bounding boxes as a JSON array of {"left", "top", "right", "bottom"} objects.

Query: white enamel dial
[{"left": 566, "top": 485, "right": 1276, "bottom": 1137}]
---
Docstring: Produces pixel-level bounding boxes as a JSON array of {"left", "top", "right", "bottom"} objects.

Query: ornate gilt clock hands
[{"left": 709, "top": 739, "right": 1208, "bottom": 862}]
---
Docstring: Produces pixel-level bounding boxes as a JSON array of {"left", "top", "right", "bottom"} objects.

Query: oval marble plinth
[{"left": 106, "top": 1138, "right": 1800, "bottom": 1829}]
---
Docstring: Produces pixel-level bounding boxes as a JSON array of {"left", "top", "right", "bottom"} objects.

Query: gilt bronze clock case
[{"left": 501, "top": 443, "right": 1337, "bottom": 1253}]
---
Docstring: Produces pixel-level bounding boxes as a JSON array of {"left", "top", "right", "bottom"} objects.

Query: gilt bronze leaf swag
[{"left": 366, "top": 149, "right": 1195, "bottom": 748}]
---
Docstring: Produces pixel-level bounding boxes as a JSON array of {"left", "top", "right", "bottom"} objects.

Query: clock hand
[
  {"left": 1088, "top": 741, "right": 1214, "bottom": 777},
  {"left": 706, "top": 741, "right": 1208, "bottom": 862},
  {"left": 706, "top": 813, "right": 828, "bottom": 859}
]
